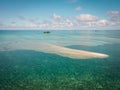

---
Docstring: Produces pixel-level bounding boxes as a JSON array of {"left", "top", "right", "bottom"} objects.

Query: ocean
[{"left": 0, "top": 30, "right": 120, "bottom": 90}]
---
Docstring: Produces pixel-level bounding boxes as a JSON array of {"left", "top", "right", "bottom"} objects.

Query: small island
[{"left": 43, "top": 31, "right": 50, "bottom": 34}]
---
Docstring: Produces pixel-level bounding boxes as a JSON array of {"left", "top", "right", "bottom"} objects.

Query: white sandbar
[
  {"left": 35, "top": 43, "right": 109, "bottom": 59},
  {"left": 0, "top": 40, "right": 109, "bottom": 59}
]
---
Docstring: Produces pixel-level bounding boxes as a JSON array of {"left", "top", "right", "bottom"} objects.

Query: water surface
[{"left": 0, "top": 30, "right": 120, "bottom": 90}]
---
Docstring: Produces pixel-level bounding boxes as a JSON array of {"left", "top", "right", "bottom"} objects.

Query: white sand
[
  {"left": 0, "top": 40, "right": 109, "bottom": 59},
  {"left": 35, "top": 43, "right": 109, "bottom": 59}
]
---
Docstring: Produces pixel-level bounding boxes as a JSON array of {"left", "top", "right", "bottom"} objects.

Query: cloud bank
[{"left": 0, "top": 11, "right": 120, "bottom": 30}]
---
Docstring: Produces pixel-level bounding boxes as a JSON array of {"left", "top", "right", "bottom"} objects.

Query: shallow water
[{"left": 0, "top": 30, "right": 120, "bottom": 90}]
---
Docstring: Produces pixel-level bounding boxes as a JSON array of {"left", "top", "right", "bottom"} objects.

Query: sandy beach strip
[
  {"left": 0, "top": 40, "right": 109, "bottom": 59},
  {"left": 36, "top": 43, "right": 109, "bottom": 59}
]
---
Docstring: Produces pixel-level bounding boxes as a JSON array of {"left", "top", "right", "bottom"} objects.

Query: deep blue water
[{"left": 0, "top": 30, "right": 120, "bottom": 90}]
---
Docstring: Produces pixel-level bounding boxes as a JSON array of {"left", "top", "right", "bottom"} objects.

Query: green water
[{"left": 0, "top": 30, "right": 120, "bottom": 90}]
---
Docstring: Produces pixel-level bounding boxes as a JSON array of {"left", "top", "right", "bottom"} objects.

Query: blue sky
[{"left": 0, "top": 0, "right": 120, "bottom": 30}]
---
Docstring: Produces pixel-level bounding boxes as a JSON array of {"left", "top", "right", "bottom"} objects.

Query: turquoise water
[{"left": 0, "top": 30, "right": 120, "bottom": 90}]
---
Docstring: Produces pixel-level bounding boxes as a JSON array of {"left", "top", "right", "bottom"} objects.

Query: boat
[{"left": 43, "top": 31, "right": 50, "bottom": 34}]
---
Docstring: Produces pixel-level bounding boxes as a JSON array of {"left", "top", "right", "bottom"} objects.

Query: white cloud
[
  {"left": 97, "top": 20, "right": 110, "bottom": 27},
  {"left": 29, "top": 18, "right": 38, "bottom": 23},
  {"left": 1, "top": 11, "right": 120, "bottom": 30},
  {"left": 49, "top": 18, "right": 74, "bottom": 29},
  {"left": 18, "top": 15, "right": 26, "bottom": 20},
  {"left": 0, "top": 22, "right": 4, "bottom": 27},
  {"left": 107, "top": 11, "right": 120, "bottom": 21},
  {"left": 65, "top": 19, "right": 74, "bottom": 27},
  {"left": 75, "top": 7, "right": 82, "bottom": 11},
  {"left": 76, "top": 14, "right": 98, "bottom": 22},
  {"left": 52, "top": 13, "right": 61, "bottom": 20}
]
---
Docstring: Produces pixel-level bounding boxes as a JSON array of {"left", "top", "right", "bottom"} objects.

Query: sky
[{"left": 0, "top": 0, "right": 120, "bottom": 30}]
